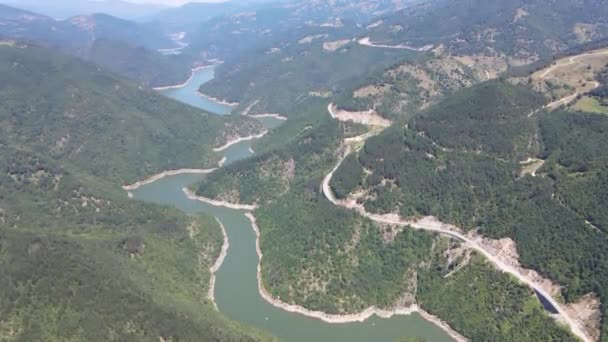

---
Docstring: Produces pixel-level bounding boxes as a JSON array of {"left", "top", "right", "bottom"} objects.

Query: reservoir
[
  {"left": 158, "top": 66, "right": 235, "bottom": 115},
  {"left": 131, "top": 65, "right": 454, "bottom": 342}
]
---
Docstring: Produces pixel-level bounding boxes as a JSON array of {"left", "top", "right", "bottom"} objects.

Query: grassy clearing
[
  {"left": 571, "top": 96, "right": 608, "bottom": 114},
  {"left": 526, "top": 48, "right": 608, "bottom": 103}
]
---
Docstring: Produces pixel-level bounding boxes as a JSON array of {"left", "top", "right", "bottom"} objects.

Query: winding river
[
  {"left": 133, "top": 66, "right": 454, "bottom": 342},
  {"left": 158, "top": 66, "right": 234, "bottom": 116}
]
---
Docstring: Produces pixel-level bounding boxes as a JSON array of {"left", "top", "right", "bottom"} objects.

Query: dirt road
[{"left": 321, "top": 110, "right": 592, "bottom": 341}]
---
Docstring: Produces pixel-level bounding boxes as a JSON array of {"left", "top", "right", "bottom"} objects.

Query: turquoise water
[
  {"left": 138, "top": 67, "right": 454, "bottom": 342},
  {"left": 158, "top": 65, "right": 283, "bottom": 160},
  {"left": 158, "top": 66, "right": 234, "bottom": 115},
  {"left": 132, "top": 173, "right": 453, "bottom": 342},
  {"left": 223, "top": 141, "right": 255, "bottom": 165}
]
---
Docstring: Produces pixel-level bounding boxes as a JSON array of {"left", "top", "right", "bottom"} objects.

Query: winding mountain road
[
  {"left": 539, "top": 49, "right": 608, "bottom": 110},
  {"left": 322, "top": 107, "right": 592, "bottom": 342},
  {"left": 539, "top": 51, "right": 608, "bottom": 79}
]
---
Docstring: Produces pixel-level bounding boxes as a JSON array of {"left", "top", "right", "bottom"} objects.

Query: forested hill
[
  {"left": 0, "top": 43, "right": 263, "bottom": 184},
  {"left": 0, "top": 5, "right": 172, "bottom": 50},
  {"left": 368, "top": 0, "right": 608, "bottom": 61},
  {"left": 0, "top": 4, "right": 192, "bottom": 87},
  {"left": 0, "top": 42, "right": 273, "bottom": 340},
  {"left": 188, "top": 0, "right": 430, "bottom": 116},
  {"left": 410, "top": 81, "right": 546, "bottom": 158},
  {"left": 190, "top": 85, "right": 581, "bottom": 341},
  {"left": 67, "top": 13, "right": 172, "bottom": 50},
  {"left": 330, "top": 81, "right": 608, "bottom": 341},
  {"left": 0, "top": 0, "right": 167, "bottom": 20},
  {"left": 186, "top": 0, "right": 415, "bottom": 61},
  {"left": 199, "top": 39, "right": 420, "bottom": 116}
]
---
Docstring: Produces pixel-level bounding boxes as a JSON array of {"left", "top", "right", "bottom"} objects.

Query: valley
[
  {"left": 124, "top": 68, "right": 457, "bottom": 342},
  {"left": 2, "top": 0, "right": 608, "bottom": 341},
  {"left": 321, "top": 121, "right": 590, "bottom": 342}
]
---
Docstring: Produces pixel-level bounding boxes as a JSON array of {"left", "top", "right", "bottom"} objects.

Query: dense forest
[
  {"left": 194, "top": 103, "right": 345, "bottom": 205},
  {"left": 0, "top": 43, "right": 264, "bottom": 184},
  {"left": 0, "top": 216, "right": 270, "bottom": 341},
  {"left": 0, "top": 43, "right": 273, "bottom": 341},
  {"left": 256, "top": 180, "right": 433, "bottom": 313},
  {"left": 417, "top": 249, "right": 577, "bottom": 342},
  {"left": 331, "top": 81, "right": 608, "bottom": 340},
  {"left": 410, "top": 81, "right": 546, "bottom": 158},
  {"left": 0, "top": 5, "right": 193, "bottom": 87},
  {"left": 254, "top": 179, "right": 577, "bottom": 340},
  {"left": 335, "top": 56, "right": 478, "bottom": 121},
  {"left": 199, "top": 39, "right": 422, "bottom": 116},
  {"left": 368, "top": 0, "right": 608, "bottom": 60}
]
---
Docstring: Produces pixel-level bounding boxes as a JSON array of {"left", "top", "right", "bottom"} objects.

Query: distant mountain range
[
  {"left": 368, "top": 0, "right": 608, "bottom": 61},
  {"left": 0, "top": 41, "right": 270, "bottom": 341},
  {"left": 0, "top": 4, "right": 193, "bottom": 87},
  {"left": 0, "top": 4, "right": 173, "bottom": 50},
  {"left": 0, "top": 0, "right": 168, "bottom": 20}
]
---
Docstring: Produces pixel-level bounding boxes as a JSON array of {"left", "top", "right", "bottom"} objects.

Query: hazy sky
[{"left": 123, "top": 0, "right": 228, "bottom": 5}]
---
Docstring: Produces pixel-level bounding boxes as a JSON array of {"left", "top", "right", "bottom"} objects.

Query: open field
[
  {"left": 571, "top": 96, "right": 608, "bottom": 114},
  {"left": 527, "top": 48, "right": 608, "bottom": 107}
]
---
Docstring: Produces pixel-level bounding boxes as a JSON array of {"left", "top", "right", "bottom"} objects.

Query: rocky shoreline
[
  {"left": 183, "top": 187, "right": 258, "bottom": 211},
  {"left": 244, "top": 212, "right": 468, "bottom": 342}
]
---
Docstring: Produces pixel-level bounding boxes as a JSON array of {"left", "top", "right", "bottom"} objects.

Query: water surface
[
  {"left": 138, "top": 65, "right": 454, "bottom": 342},
  {"left": 132, "top": 173, "right": 453, "bottom": 342},
  {"left": 159, "top": 66, "right": 234, "bottom": 115}
]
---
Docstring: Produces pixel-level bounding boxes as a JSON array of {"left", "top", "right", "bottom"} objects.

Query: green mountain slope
[
  {"left": 0, "top": 43, "right": 263, "bottom": 184},
  {"left": 0, "top": 43, "right": 272, "bottom": 341},
  {"left": 86, "top": 39, "right": 192, "bottom": 89},
  {"left": 331, "top": 81, "right": 608, "bottom": 341},
  {"left": 188, "top": 88, "right": 579, "bottom": 341},
  {"left": 193, "top": 101, "right": 348, "bottom": 204},
  {"left": 200, "top": 41, "right": 422, "bottom": 116},
  {"left": 186, "top": 0, "right": 415, "bottom": 61},
  {"left": 368, "top": 0, "right": 608, "bottom": 61},
  {"left": 206, "top": 129, "right": 576, "bottom": 342},
  {"left": 410, "top": 81, "right": 546, "bottom": 158},
  {"left": 0, "top": 4, "right": 192, "bottom": 87}
]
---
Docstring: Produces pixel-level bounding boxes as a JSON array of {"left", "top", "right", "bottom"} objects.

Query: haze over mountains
[
  {"left": 1, "top": 0, "right": 608, "bottom": 341},
  {"left": 368, "top": 0, "right": 608, "bottom": 60},
  {"left": 0, "top": 0, "right": 169, "bottom": 19},
  {"left": 0, "top": 4, "right": 195, "bottom": 87}
]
